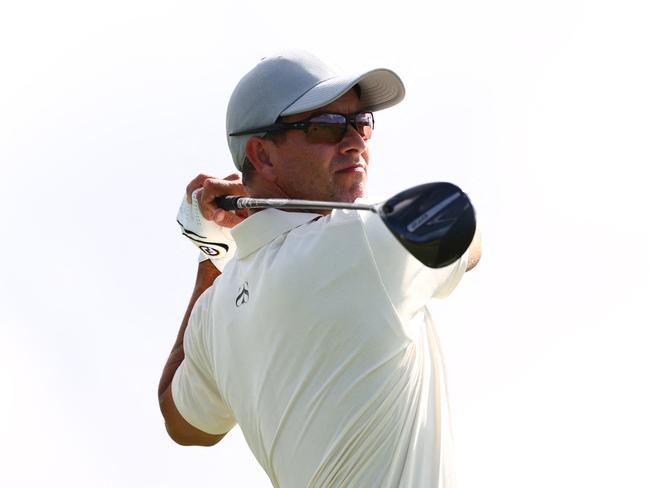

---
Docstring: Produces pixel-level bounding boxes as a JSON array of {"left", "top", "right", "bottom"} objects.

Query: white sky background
[{"left": 1, "top": 0, "right": 649, "bottom": 486}]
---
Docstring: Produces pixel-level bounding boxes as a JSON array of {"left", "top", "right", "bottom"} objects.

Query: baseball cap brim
[{"left": 280, "top": 68, "right": 405, "bottom": 116}]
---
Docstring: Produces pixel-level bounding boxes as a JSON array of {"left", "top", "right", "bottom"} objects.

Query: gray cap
[{"left": 226, "top": 49, "right": 406, "bottom": 170}]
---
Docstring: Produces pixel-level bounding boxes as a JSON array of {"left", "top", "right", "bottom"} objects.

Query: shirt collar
[{"left": 231, "top": 208, "right": 322, "bottom": 259}]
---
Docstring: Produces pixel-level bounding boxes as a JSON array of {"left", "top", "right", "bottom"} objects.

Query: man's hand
[
  {"left": 466, "top": 228, "right": 482, "bottom": 272},
  {"left": 186, "top": 173, "right": 249, "bottom": 228}
]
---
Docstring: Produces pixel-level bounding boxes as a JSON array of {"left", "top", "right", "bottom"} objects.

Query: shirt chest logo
[{"left": 235, "top": 281, "right": 249, "bottom": 307}]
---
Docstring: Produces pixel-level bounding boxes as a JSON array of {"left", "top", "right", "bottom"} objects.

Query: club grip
[{"left": 214, "top": 195, "right": 241, "bottom": 211}]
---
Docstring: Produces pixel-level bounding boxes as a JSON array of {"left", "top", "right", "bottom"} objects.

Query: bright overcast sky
[{"left": 1, "top": 1, "right": 649, "bottom": 487}]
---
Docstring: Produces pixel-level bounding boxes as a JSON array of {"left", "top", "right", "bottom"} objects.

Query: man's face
[{"left": 266, "top": 90, "right": 370, "bottom": 203}]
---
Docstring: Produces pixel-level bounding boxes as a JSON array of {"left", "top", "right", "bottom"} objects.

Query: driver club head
[{"left": 378, "top": 182, "right": 476, "bottom": 268}]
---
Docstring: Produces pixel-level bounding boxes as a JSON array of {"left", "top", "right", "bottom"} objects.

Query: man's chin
[{"left": 339, "top": 182, "right": 366, "bottom": 203}]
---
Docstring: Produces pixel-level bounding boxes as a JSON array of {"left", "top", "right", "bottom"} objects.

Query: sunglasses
[{"left": 229, "top": 111, "right": 375, "bottom": 144}]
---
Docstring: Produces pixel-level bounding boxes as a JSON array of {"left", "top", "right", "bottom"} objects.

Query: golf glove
[{"left": 176, "top": 189, "right": 236, "bottom": 272}]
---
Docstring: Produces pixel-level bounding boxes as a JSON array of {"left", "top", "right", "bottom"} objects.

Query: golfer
[{"left": 159, "top": 50, "right": 481, "bottom": 487}]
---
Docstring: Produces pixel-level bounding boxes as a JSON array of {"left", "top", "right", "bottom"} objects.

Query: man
[{"left": 159, "top": 50, "right": 481, "bottom": 487}]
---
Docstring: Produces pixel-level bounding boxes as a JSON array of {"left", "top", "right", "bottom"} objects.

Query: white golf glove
[{"left": 176, "top": 189, "right": 236, "bottom": 272}]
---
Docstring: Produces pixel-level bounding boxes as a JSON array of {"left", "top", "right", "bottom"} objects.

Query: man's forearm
[{"left": 158, "top": 260, "right": 221, "bottom": 398}]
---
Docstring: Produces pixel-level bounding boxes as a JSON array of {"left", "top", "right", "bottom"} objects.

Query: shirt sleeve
[
  {"left": 171, "top": 287, "right": 237, "bottom": 435},
  {"left": 358, "top": 210, "right": 469, "bottom": 319}
]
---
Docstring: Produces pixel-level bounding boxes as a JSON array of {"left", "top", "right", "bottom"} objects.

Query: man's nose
[{"left": 340, "top": 123, "right": 367, "bottom": 152}]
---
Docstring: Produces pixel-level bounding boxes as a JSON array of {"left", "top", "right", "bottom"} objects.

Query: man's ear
[{"left": 245, "top": 137, "right": 278, "bottom": 182}]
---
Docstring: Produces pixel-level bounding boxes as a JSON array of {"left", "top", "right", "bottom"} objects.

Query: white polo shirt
[{"left": 172, "top": 208, "right": 468, "bottom": 488}]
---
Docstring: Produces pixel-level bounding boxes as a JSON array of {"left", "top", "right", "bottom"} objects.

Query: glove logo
[
  {"left": 200, "top": 245, "right": 221, "bottom": 257},
  {"left": 235, "top": 281, "right": 249, "bottom": 307}
]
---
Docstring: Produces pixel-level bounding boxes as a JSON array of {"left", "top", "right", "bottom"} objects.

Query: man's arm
[
  {"left": 158, "top": 260, "right": 225, "bottom": 446},
  {"left": 159, "top": 172, "right": 247, "bottom": 445}
]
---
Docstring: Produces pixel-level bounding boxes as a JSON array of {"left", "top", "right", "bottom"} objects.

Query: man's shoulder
[{"left": 282, "top": 208, "right": 370, "bottom": 249}]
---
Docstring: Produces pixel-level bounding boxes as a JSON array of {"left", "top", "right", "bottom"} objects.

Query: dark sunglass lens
[
  {"left": 306, "top": 124, "right": 346, "bottom": 143},
  {"left": 306, "top": 114, "right": 347, "bottom": 143},
  {"left": 354, "top": 113, "right": 374, "bottom": 140}
]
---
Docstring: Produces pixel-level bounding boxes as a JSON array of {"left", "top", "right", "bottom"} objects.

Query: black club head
[{"left": 378, "top": 182, "right": 476, "bottom": 268}]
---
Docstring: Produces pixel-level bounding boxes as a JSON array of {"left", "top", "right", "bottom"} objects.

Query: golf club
[{"left": 215, "top": 182, "right": 476, "bottom": 268}]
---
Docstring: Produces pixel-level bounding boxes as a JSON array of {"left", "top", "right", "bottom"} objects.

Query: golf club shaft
[{"left": 216, "top": 195, "right": 377, "bottom": 212}]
